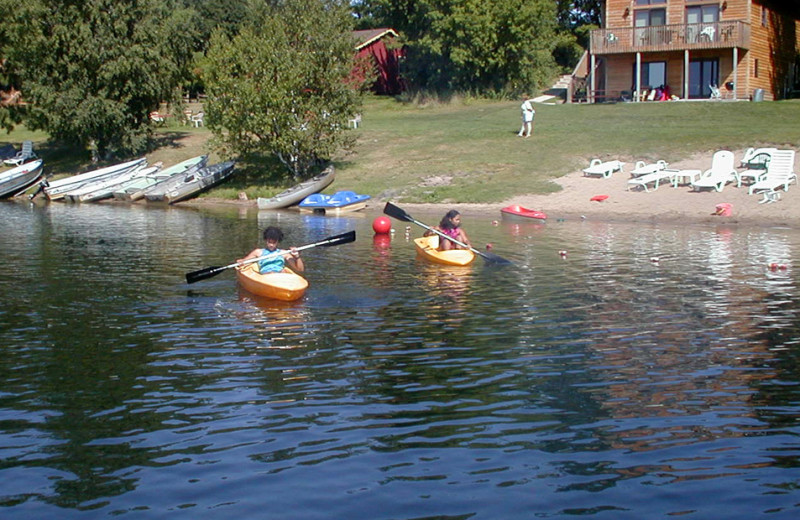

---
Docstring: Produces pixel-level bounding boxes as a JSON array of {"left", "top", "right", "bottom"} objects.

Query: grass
[{"left": 3, "top": 96, "right": 800, "bottom": 203}]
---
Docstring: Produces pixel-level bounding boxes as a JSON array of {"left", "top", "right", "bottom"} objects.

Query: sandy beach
[
  {"left": 396, "top": 147, "right": 800, "bottom": 227},
  {"left": 190, "top": 146, "right": 799, "bottom": 228}
]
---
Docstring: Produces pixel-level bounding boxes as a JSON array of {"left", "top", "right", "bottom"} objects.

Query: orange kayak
[
  {"left": 413, "top": 235, "right": 475, "bottom": 266},
  {"left": 236, "top": 263, "right": 308, "bottom": 301}
]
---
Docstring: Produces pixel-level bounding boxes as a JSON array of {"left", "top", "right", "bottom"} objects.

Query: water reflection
[{"left": 1, "top": 201, "right": 799, "bottom": 518}]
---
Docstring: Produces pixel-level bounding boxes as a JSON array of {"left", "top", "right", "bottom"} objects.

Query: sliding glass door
[{"left": 689, "top": 59, "right": 719, "bottom": 98}]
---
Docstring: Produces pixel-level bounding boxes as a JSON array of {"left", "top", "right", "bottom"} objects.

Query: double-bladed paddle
[
  {"left": 383, "top": 202, "right": 512, "bottom": 265},
  {"left": 185, "top": 230, "right": 356, "bottom": 284}
]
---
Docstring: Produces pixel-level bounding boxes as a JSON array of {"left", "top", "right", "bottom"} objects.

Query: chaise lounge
[{"left": 583, "top": 159, "right": 624, "bottom": 178}]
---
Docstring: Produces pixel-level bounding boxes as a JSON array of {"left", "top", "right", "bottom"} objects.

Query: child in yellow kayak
[
  {"left": 424, "top": 210, "right": 472, "bottom": 251},
  {"left": 237, "top": 226, "right": 304, "bottom": 273}
]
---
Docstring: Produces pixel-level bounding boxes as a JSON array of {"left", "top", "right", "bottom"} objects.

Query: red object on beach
[
  {"left": 714, "top": 203, "right": 733, "bottom": 217},
  {"left": 590, "top": 195, "right": 609, "bottom": 202},
  {"left": 500, "top": 204, "right": 547, "bottom": 222}
]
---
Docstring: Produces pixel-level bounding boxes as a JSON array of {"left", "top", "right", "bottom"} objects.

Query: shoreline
[{"left": 184, "top": 147, "right": 799, "bottom": 228}]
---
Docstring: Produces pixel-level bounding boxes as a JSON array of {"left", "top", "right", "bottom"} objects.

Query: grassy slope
[
  {"left": 335, "top": 96, "right": 800, "bottom": 203},
  {"left": 3, "top": 97, "right": 800, "bottom": 204}
]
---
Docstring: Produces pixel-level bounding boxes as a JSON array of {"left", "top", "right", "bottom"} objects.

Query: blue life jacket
[{"left": 257, "top": 248, "right": 286, "bottom": 273}]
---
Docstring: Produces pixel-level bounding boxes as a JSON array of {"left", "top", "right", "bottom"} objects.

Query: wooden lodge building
[{"left": 581, "top": 0, "right": 800, "bottom": 102}]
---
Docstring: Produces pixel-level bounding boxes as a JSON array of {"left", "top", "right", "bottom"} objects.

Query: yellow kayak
[
  {"left": 236, "top": 263, "right": 308, "bottom": 301},
  {"left": 414, "top": 235, "right": 475, "bottom": 266}
]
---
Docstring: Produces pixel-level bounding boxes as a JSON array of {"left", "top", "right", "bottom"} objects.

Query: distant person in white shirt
[{"left": 518, "top": 95, "right": 535, "bottom": 138}]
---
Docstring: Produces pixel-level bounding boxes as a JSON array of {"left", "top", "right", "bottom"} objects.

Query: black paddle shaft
[
  {"left": 382, "top": 202, "right": 512, "bottom": 265},
  {"left": 185, "top": 230, "right": 356, "bottom": 284}
]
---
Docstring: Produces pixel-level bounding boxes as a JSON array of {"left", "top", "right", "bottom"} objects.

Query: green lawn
[
  {"left": 4, "top": 97, "right": 800, "bottom": 204},
  {"left": 335, "top": 96, "right": 800, "bottom": 203}
]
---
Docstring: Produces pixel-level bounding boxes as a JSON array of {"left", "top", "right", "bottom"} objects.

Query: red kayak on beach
[{"left": 500, "top": 205, "right": 547, "bottom": 222}]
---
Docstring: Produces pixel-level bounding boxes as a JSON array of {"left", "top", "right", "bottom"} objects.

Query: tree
[
  {"left": 202, "top": 0, "right": 364, "bottom": 180},
  {"left": 351, "top": 0, "right": 559, "bottom": 95},
  {"left": 1, "top": 0, "right": 196, "bottom": 161}
]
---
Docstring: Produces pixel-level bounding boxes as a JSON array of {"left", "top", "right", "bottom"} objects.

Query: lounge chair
[
  {"left": 740, "top": 147, "right": 777, "bottom": 168},
  {"left": 737, "top": 149, "right": 777, "bottom": 187},
  {"left": 627, "top": 170, "right": 675, "bottom": 192},
  {"left": 630, "top": 160, "right": 668, "bottom": 177},
  {"left": 3, "top": 140, "right": 36, "bottom": 167},
  {"left": 583, "top": 159, "right": 624, "bottom": 178},
  {"left": 749, "top": 150, "right": 796, "bottom": 201},
  {"left": 690, "top": 150, "right": 737, "bottom": 192}
]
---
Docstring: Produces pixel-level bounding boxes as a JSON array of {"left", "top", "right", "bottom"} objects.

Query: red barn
[{"left": 352, "top": 28, "right": 404, "bottom": 95}]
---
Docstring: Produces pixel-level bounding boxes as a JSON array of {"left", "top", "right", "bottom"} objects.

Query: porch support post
[
  {"left": 635, "top": 52, "right": 641, "bottom": 102},
  {"left": 732, "top": 47, "right": 738, "bottom": 99},
  {"left": 590, "top": 53, "right": 596, "bottom": 103},
  {"left": 684, "top": 50, "right": 690, "bottom": 99}
]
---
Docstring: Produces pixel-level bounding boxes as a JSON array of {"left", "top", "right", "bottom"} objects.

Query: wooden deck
[{"left": 591, "top": 20, "right": 750, "bottom": 55}]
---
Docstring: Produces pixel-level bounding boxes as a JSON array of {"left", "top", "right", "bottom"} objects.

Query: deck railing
[{"left": 591, "top": 20, "right": 750, "bottom": 55}]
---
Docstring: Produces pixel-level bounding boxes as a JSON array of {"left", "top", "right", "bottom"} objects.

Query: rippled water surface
[{"left": 1, "top": 201, "right": 799, "bottom": 519}]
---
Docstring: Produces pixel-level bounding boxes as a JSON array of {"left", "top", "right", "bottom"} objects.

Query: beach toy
[
  {"left": 590, "top": 194, "right": 609, "bottom": 202},
  {"left": 713, "top": 203, "right": 733, "bottom": 217},
  {"left": 372, "top": 216, "right": 392, "bottom": 234}
]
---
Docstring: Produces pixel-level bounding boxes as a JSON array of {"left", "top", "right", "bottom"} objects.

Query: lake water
[{"left": 1, "top": 201, "right": 799, "bottom": 519}]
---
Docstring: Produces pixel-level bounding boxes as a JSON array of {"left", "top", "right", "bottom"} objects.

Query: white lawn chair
[
  {"left": 690, "top": 150, "right": 737, "bottom": 192},
  {"left": 630, "top": 160, "right": 668, "bottom": 177},
  {"left": 582, "top": 159, "right": 624, "bottom": 178},
  {"left": 3, "top": 141, "right": 36, "bottom": 167},
  {"left": 749, "top": 150, "right": 796, "bottom": 201},
  {"left": 627, "top": 170, "right": 676, "bottom": 192}
]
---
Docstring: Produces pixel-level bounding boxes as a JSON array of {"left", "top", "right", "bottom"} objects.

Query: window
[
  {"left": 636, "top": 8, "right": 666, "bottom": 27},
  {"left": 754, "top": 59, "right": 759, "bottom": 78},
  {"left": 686, "top": 5, "right": 719, "bottom": 25},
  {"left": 645, "top": 62, "right": 666, "bottom": 89},
  {"left": 636, "top": 0, "right": 666, "bottom": 5},
  {"left": 761, "top": 6, "right": 768, "bottom": 27}
]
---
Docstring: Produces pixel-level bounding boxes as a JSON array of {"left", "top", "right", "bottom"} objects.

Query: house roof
[{"left": 352, "top": 28, "right": 399, "bottom": 50}]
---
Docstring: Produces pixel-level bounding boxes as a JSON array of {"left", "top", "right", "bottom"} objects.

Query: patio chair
[
  {"left": 749, "top": 150, "right": 797, "bottom": 201},
  {"left": 190, "top": 112, "right": 204, "bottom": 127},
  {"left": 630, "top": 160, "right": 668, "bottom": 177},
  {"left": 3, "top": 140, "right": 36, "bottom": 167},
  {"left": 690, "top": 150, "right": 737, "bottom": 192},
  {"left": 582, "top": 159, "right": 624, "bottom": 178},
  {"left": 737, "top": 148, "right": 776, "bottom": 187},
  {"left": 627, "top": 170, "right": 676, "bottom": 192}
]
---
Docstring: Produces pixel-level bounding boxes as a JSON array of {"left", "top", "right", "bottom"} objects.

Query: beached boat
[
  {"left": 413, "top": 235, "right": 475, "bottom": 266},
  {"left": 114, "top": 155, "right": 208, "bottom": 201},
  {"left": 44, "top": 157, "right": 147, "bottom": 201},
  {"left": 236, "top": 263, "right": 308, "bottom": 301},
  {"left": 64, "top": 164, "right": 162, "bottom": 203},
  {"left": 500, "top": 204, "right": 547, "bottom": 222},
  {"left": 257, "top": 165, "right": 336, "bottom": 209},
  {"left": 298, "top": 190, "right": 370, "bottom": 214},
  {"left": 160, "top": 160, "right": 236, "bottom": 204},
  {"left": 0, "top": 159, "right": 44, "bottom": 199}
]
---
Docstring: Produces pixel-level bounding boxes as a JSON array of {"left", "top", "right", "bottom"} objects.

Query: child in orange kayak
[
  {"left": 424, "top": 209, "right": 471, "bottom": 251},
  {"left": 237, "top": 226, "right": 304, "bottom": 273}
]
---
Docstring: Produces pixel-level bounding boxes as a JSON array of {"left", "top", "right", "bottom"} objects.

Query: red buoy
[{"left": 372, "top": 216, "right": 392, "bottom": 234}]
